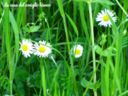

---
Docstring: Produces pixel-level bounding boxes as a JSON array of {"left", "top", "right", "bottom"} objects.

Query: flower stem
[
  {"left": 10, "top": 80, "right": 13, "bottom": 96},
  {"left": 88, "top": 3, "right": 97, "bottom": 96},
  {"left": 40, "top": 59, "right": 47, "bottom": 96}
]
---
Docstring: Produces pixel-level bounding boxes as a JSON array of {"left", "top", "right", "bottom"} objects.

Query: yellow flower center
[
  {"left": 75, "top": 49, "right": 81, "bottom": 55},
  {"left": 39, "top": 45, "right": 46, "bottom": 53},
  {"left": 103, "top": 15, "right": 109, "bottom": 21},
  {"left": 22, "top": 44, "right": 28, "bottom": 51}
]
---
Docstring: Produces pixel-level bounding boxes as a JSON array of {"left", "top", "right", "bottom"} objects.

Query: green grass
[{"left": 0, "top": 0, "right": 128, "bottom": 96}]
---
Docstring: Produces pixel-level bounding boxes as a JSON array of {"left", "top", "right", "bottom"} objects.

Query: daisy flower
[
  {"left": 19, "top": 39, "right": 33, "bottom": 58},
  {"left": 72, "top": 44, "right": 83, "bottom": 58},
  {"left": 34, "top": 40, "right": 52, "bottom": 58},
  {"left": 96, "top": 9, "right": 117, "bottom": 27}
]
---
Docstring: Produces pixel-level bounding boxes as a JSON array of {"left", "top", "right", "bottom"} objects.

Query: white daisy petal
[
  {"left": 96, "top": 9, "right": 117, "bottom": 27},
  {"left": 71, "top": 44, "right": 83, "bottom": 58},
  {"left": 19, "top": 39, "right": 34, "bottom": 58},
  {"left": 34, "top": 40, "right": 52, "bottom": 58}
]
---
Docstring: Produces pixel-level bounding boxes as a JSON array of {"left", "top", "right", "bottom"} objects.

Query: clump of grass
[{"left": 0, "top": 0, "right": 128, "bottom": 96}]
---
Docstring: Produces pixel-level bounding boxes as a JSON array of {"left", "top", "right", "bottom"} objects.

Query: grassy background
[{"left": 0, "top": 0, "right": 128, "bottom": 96}]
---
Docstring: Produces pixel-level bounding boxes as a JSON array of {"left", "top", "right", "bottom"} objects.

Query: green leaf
[
  {"left": 102, "top": 47, "right": 116, "bottom": 57},
  {"left": 100, "top": 34, "right": 107, "bottom": 46},
  {"left": 94, "top": 45, "right": 116, "bottom": 57},
  {"left": 29, "top": 26, "right": 41, "bottom": 32},
  {"left": 23, "top": 24, "right": 41, "bottom": 33},
  {"left": 0, "top": 76, "right": 9, "bottom": 90},
  {"left": 81, "top": 78, "right": 100, "bottom": 90},
  {"left": 122, "top": 36, "right": 128, "bottom": 48},
  {"left": 66, "top": 14, "right": 78, "bottom": 36},
  {"left": 74, "top": 0, "right": 86, "bottom": 2},
  {"left": 38, "top": 12, "right": 45, "bottom": 21},
  {"left": 9, "top": 11, "right": 19, "bottom": 62},
  {"left": 92, "top": 0, "right": 114, "bottom": 5},
  {"left": 94, "top": 45, "right": 103, "bottom": 55},
  {"left": 57, "top": 0, "right": 65, "bottom": 17}
]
